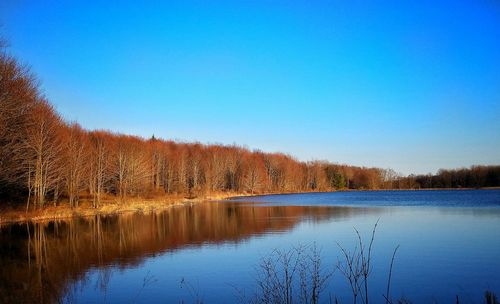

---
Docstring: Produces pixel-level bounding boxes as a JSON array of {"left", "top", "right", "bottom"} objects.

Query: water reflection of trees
[{"left": 0, "top": 203, "right": 376, "bottom": 303}]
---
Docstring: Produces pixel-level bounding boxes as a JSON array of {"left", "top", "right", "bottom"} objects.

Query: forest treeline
[
  {"left": 396, "top": 166, "right": 500, "bottom": 189},
  {"left": 1, "top": 47, "right": 500, "bottom": 209}
]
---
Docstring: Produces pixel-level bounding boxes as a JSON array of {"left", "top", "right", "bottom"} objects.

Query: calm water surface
[{"left": 1, "top": 190, "right": 499, "bottom": 303}]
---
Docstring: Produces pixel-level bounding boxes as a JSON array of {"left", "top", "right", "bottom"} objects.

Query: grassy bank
[
  {"left": 0, "top": 192, "right": 253, "bottom": 225},
  {"left": 0, "top": 190, "right": 341, "bottom": 225}
]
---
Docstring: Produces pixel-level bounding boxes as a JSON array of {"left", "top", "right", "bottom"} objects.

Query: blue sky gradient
[{"left": 1, "top": 0, "right": 499, "bottom": 174}]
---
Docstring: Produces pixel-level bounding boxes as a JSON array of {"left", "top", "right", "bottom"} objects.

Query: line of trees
[
  {"left": 393, "top": 166, "right": 500, "bottom": 189},
  {"left": 0, "top": 47, "right": 391, "bottom": 209},
  {"left": 1, "top": 46, "right": 499, "bottom": 209}
]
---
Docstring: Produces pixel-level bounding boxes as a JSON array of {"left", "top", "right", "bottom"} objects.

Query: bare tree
[
  {"left": 111, "top": 135, "right": 150, "bottom": 201},
  {"left": 0, "top": 53, "right": 38, "bottom": 189},
  {"left": 243, "top": 154, "right": 264, "bottom": 194},
  {"left": 89, "top": 131, "right": 110, "bottom": 208},
  {"left": 23, "top": 100, "right": 63, "bottom": 209},
  {"left": 206, "top": 145, "right": 226, "bottom": 192},
  {"left": 61, "top": 123, "right": 88, "bottom": 207}
]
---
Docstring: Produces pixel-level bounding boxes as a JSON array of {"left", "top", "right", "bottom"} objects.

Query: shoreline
[
  {"left": 1, "top": 187, "right": 499, "bottom": 225},
  {"left": 0, "top": 192, "right": 246, "bottom": 226}
]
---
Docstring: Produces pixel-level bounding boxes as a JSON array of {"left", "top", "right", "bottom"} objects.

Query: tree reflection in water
[{"left": 0, "top": 202, "right": 376, "bottom": 303}]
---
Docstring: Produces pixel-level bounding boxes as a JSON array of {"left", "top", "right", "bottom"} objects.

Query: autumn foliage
[{"left": 1, "top": 48, "right": 499, "bottom": 209}]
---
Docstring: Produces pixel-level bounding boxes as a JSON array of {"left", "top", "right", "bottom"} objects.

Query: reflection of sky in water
[
  {"left": 230, "top": 189, "right": 500, "bottom": 207},
  {"left": 68, "top": 191, "right": 500, "bottom": 303}
]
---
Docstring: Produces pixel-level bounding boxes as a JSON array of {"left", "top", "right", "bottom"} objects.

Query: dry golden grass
[
  {"left": 0, "top": 192, "right": 256, "bottom": 225},
  {"left": 0, "top": 190, "right": 340, "bottom": 225}
]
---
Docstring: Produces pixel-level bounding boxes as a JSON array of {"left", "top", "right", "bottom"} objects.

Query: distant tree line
[
  {"left": 391, "top": 166, "right": 500, "bottom": 189},
  {"left": 1, "top": 46, "right": 499, "bottom": 209}
]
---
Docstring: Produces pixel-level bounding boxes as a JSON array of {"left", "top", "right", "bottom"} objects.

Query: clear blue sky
[{"left": 1, "top": 0, "right": 499, "bottom": 175}]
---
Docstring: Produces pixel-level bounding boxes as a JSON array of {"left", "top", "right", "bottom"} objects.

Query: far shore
[
  {"left": 1, "top": 187, "right": 499, "bottom": 225},
  {"left": 226, "top": 187, "right": 500, "bottom": 200}
]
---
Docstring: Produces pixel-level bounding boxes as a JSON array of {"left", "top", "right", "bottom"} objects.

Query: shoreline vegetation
[
  {"left": 1, "top": 42, "right": 500, "bottom": 225},
  {"left": 0, "top": 192, "right": 244, "bottom": 225},
  {"left": 2, "top": 187, "right": 500, "bottom": 225}
]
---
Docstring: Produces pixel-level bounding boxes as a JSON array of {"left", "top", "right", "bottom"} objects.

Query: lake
[{"left": 1, "top": 190, "right": 499, "bottom": 303}]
